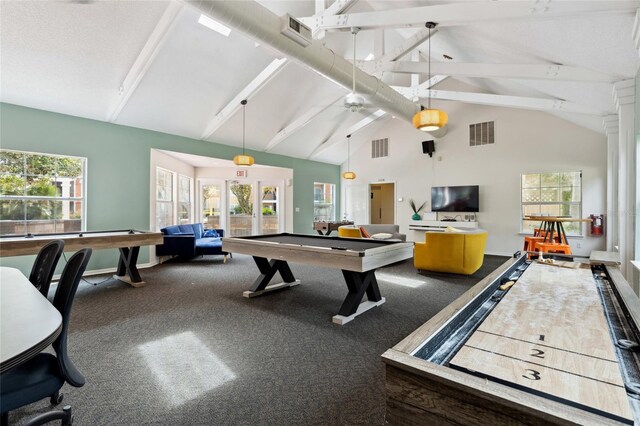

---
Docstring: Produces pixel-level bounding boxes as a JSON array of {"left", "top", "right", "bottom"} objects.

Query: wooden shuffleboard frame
[
  {"left": 0, "top": 230, "right": 163, "bottom": 287},
  {"left": 382, "top": 253, "right": 640, "bottom": 425}
]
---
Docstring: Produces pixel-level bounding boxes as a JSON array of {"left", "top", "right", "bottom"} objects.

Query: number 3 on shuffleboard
[{"left": 523, "top": 369, "right": 541, "bottom": 380}]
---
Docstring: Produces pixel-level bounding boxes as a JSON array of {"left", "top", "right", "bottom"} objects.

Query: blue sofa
[{"left": 156, "top": 223, "right": 229, "bottom": 261}]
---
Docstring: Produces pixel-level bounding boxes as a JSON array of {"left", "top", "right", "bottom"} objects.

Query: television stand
[{"left": 408, "top": 220, "right": 478, "bottom": 232}]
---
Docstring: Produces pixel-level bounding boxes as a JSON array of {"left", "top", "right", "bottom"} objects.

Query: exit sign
[{"left": 236, "top": 170, "right": 248, "bottom": 178}]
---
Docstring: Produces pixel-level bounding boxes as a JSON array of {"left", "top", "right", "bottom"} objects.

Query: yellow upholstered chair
[
  {"left": 337, "top": 226, "right": 362, "bottom": 238},
  {"left": 414, "top": 230, "right": 488, "bottom": 275}
]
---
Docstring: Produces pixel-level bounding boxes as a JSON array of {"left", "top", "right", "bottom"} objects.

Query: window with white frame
[
  {"left": 156, "top": 168, "right": 174, "bottom": 231},
  {"left": 178, "top": 175, "right": 192, "bottom": 224},
  {"left": 0, "top": 149, "right": 85, "bottom": 236},
  {"left": 313, "top": 182, "right": 335, "bottom": 221},
  {"left": 521, "top": 171, "right": 582, "bottom": 235}
]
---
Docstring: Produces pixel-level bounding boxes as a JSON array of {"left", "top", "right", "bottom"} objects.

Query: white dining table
[{"left": 0, "top": 267, "right": 62, "bottom": 374}]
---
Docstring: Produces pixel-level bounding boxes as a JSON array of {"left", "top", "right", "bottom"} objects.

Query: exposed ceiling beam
[
  {"left": 380, "top": 62, "right": 617, "bottom": 82},
  {"left": 391, "top": 86, "right": 609, "bottom": 116},
  {"left": 201, "top": 58, "right": 287, "bottom": 140},
  {"left": 107, "top": 1, "right": 182, "bottom": 122},
  {"left": 265, "top": 99, "right": 342, "bottom": 152},
  {"left": 360, "top": 28, "right": 434, "bottom": 75},
  {"left": 393, "top": 75, "right": 449, "bottom": 100},
  {"left": 300, "top": 2, "right": 639, "bottom": 32},
  {"left": 314, "top": 0, "right": 359, "bottom": 39},
  {"left": 308, "top": 109, "right": 387, "bottom": 158}
]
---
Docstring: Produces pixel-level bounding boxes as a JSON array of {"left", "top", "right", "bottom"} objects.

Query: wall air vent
[
  {"left": 371, "top": 138, "right": 389, "bottom": 158},
  {"left": 470, "top": 121, "right": 495, "bottom": 146},
  {"left": 280, "top": 14, "right": 312, "bottom": 47}
]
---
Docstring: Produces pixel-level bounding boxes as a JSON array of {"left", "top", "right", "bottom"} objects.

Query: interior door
[
  {"left": 369, "top": 183, "right": 395, "bottom": 224},
  {"left": 370, "top": 185, "right": 383, "bottom": 224}
]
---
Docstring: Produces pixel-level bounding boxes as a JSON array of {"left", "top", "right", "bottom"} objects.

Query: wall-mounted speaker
[{"left": 422, "top": 140, "right": 435, "bottom": 157}]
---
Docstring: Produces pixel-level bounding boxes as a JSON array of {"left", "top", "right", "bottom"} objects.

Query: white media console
[{"left": 408, "top": 220, "right": 479, "bottom": 232}]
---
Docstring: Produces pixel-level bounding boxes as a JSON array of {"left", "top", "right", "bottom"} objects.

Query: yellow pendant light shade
[
  {"left": 343, "top": 134, "right": 355, "bottom": 180},
  {"left": 413, "top": 22, "right": 448, "bottom": 132},
  {"left": 233, "top": 154, "right": 255, "bottom": 166},
  {"left": 413, "top": 108, "right": 448, "bottom": 132},
  {"left": 235, "top": 99, "right": 255, "bottom": 167}
]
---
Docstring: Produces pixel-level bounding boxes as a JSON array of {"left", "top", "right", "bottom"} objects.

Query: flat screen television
[{"left": 431, "top": 185, "right": 479, "bottom": 212}]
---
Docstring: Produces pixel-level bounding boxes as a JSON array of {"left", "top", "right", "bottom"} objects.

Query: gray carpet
[{"left": 9, "top": 254, "right": 508, "bottom": 425}]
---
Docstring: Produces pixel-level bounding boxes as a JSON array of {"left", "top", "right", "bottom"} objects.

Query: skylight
[{"left": 198, "top": 14, "right": 231, "bottom": 37}]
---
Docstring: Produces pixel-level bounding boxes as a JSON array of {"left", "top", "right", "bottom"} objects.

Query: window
[
  {"left": 156, "top": 168, "right": 173, "bottom": 231},
  {"left": 178, "top": 175, "right": 192, "bottom": 224},
  {"left": 0, "top": 149, "right": 85, "bottom": 235},
  {"left": 313, "top": 182, "right": 335, "bottom": 221},
  {"left": 521, "top": 171, "right": 582, "bottom": 235}
]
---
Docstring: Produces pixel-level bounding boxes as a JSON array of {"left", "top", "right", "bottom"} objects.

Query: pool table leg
[
  {"left": 333, "top": 270, "right": 385, "bottom": 325},
  {"left": 113, "top": 246, "right": 145, "bottom": 287},
  {"left": 243, "top": 256, "right": 300, "bottom": 298}
]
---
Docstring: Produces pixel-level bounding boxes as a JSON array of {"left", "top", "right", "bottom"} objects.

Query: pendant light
[
  {"left": 342, "top": 134, "right": 356, "bottom": 180},
  {"left": 412, "top": 22, "right": 448, "bottom": 132},
  {"left": 233, "top": 99, "right": 255, "bottom": 166}
]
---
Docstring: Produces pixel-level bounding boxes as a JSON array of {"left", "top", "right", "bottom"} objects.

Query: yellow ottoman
[{"left": 338, "top": 226, "right": 362, "bottom": 238}]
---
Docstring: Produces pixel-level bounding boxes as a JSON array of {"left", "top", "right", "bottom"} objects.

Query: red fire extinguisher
[{"left": 589, "top": 214, "right": 604, "bottom": 236}]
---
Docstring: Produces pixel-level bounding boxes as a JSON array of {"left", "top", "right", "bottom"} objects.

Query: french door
[{"left": 199, "top": 179, "right": 284, "bottom": 236}]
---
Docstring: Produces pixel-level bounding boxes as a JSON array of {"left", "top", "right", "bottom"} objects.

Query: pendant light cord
[
  {"left": 428, "top": 26, "right": 432, "bottom": 110},
  {"left": 241, "top": 99, "right": 247, "bottom": 155}
]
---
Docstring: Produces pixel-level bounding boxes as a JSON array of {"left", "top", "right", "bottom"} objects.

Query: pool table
[
  {"left": 0, "top": 229, "right": 163, "bottom": 287},
  {"left": 222, "top": 233, "right": 414, "bottom": 324}
]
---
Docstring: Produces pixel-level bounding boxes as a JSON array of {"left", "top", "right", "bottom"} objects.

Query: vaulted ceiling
[{"left": 1, "top": 1, "right": 638, "bottom": 165}]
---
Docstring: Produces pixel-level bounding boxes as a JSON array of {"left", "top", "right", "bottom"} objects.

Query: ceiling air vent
[
  {"left": 470, "top": 121, "right": 495, "bottom": 146},
  {"left": 371, "top": 138, "right": 389, "bottom": 159},
  {"left": 280, "top": 14, "right": 312, "bottom": 47}
]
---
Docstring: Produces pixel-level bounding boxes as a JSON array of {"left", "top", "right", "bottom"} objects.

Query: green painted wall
[{"left": 0, "top": 103, "right": 341, "bottom": 273}]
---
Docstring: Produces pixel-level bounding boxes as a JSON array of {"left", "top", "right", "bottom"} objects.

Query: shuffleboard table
[
  {"left": 0, "top": 230, "right": 163, "bottom": 287},
  {"left": 382, "top": 252, "right": 640, "bottom": 425},
  {"left": 222, "top": 233, "right": 414, "bottom": 325}
]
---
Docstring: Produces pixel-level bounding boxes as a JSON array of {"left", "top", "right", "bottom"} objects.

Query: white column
[
  {"left": 603, "top": 115, "right": 619, "bottom": 252},
  {"left": 613, "top": 79, "right": 636, "bottom": 277}
]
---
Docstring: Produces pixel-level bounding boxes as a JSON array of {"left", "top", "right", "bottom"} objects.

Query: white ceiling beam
[
  {"left": 359, "top": 28, "right": 434, "bottom": 75},
  {"left": 391, "top": 87, "right": 608, "bottom": 116},
  {"left": 393, "top": 75, "right": 449, "bottom": 100},
  {"left": 201, "top": 58, "right": 287, "bottom": 140},
  {"left": 264, "top": 99, "right": 341, "bottom": 152},
  {"left": 633, "top": 9, "right": 640, "bottom": 57},
  {"left": 381, "top": 62, "right": 617, "bottom": 82},
  {"left": 308, "top": 109, "right": 387, "bottom": 158},
  {"left": 107, "top": 1, "right": 182, "bottom": 122},
  {"left": 300, "top": 2, "right": 639, "bottom": 32},
  {"left": 313, "top": 0, "right": 359, "bottom": 39}
]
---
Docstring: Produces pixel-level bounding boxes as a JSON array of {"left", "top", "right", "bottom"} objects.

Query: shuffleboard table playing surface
[
  {"left": 222, "top": 233, "right": 414, "bottom": 324},
  {"left": 382, "top": 253, "right": 640, "bottom": 425},
  {"left": 449, "top": 262, "right": 632, "bottom": 423}
]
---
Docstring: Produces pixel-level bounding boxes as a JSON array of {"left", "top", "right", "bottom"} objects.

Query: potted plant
[{"left": 409, "top": 199, "right": 426, "bottom": 220}]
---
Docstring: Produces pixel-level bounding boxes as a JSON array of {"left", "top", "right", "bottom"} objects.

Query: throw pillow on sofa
[
  {"left": 359, "top": 226, "right": 371, "bottom": 238},
  {"left": 203, "top": 229, "right": 219, "bottom": 238}
]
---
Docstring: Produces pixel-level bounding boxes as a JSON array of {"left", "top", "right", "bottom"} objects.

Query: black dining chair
[
  {"left": 1, "top": 248, "right": 92, "bottom": 426},
  {"left": 29, "top": 240, "right": 65, "bottom": 298}
]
